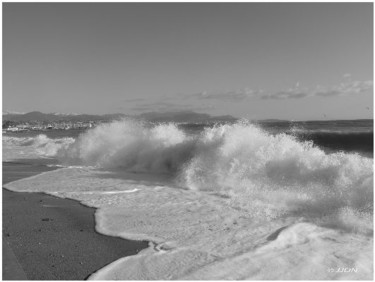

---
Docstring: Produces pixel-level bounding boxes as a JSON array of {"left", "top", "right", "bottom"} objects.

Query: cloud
[
  {"left": 262, "top": 80, "right": 373, "bottom": 100},
  {"left": 179, "top": 79, "right": 372, "bottom": 102},
  {"left": 315, "top": 80, "right": 373, "bottom": 97},
  {"left": 131, "top": 101, "right": 215, "bottom": 113},
  {"left": 122, "top": 78, "right": 373, "bottom": 110},
  {"left": 262, "top": 92, "right": 309, "bottom": 100},
  {"left": 261, "top": 86, "right": 310, "bottom": 100},
  {"left": 314, "top": 90, "right": 340, "bottom": 97},
  {"left": 261, "top": 83, "right": 311, "bottom": 100},
  {"left": 183, "top": 88, "right": 263, "bottom": 102}
]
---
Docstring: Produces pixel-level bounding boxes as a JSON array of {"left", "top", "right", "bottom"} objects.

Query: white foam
[
  {"left": 5, "top": 167, "right": 373, "bottom": 280},
  {"left": 68, "top": 189, "right": 139, "bottom": 194}
]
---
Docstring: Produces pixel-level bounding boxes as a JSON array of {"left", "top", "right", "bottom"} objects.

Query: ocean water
[{"left": 3, "top": 119, "right": 373, "bottom": 280}]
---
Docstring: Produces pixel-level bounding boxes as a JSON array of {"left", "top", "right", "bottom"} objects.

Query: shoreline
[{"left": 2, "top": 161, "right": 149, "bottom": 280}]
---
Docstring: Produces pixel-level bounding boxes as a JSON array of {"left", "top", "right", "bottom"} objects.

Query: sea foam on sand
[
  {"left": 4, "top": 120, "right": 373, "bottom": 280},
  {"left": 5, "top": 167, "right": 373, "bottom": 280}
]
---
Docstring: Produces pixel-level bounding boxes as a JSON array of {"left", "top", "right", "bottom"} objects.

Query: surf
[{"left": 4, "top": 118, "right": 373, "bottom": 280}]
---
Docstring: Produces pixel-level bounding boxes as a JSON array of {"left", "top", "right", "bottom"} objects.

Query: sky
[{"left": 3, "top": 3, "right": 373, "bottom": 120}]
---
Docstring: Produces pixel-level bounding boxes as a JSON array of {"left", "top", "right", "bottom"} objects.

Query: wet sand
[{"left": 3, "top": 161, "right": 149, "bottom": 280}]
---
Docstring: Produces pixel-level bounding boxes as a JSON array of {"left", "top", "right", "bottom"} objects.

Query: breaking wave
[
  {"left": 3, "top": 134, "right": 75, "bottom": 157},
  {"left": 57, "top": 120, "right": 194, "bottom": 172},
  {"left": 54, "top": 119, "right": 373, "bottom": 233}
]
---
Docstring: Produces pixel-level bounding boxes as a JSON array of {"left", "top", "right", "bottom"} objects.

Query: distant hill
[
  {"left": 3, "top": 110, "right": 238, "bottom": 123},
  {"left": 2, "top": 111, "right": 128, "bottom": 122}
]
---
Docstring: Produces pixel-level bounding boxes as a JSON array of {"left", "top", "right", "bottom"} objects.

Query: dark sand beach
[{"left": 2, "top": 161, "right": 149, "bottom": 280}]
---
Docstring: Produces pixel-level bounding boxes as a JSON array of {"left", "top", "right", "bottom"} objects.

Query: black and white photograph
[{"left": 2, "top": 2, "right": 373, "bottom": 280}]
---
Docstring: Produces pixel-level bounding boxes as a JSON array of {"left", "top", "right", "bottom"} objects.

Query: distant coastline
[{"left": 3, "top": 110, "right": 373, "bottom": 124}]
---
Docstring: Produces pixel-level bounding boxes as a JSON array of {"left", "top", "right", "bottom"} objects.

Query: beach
[{"left": 2, "top": 161, "right": 148, "bottom": 280}]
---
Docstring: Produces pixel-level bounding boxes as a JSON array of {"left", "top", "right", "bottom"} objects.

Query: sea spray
[
  {"left": 179, "top": 123, "right": 373, "bottom": 231},
  {"left": 55, "top": 120, "right": 373, "bottom": 230},
  {"left": 57, "top": 120, "right": 195, "bottom": 172}
]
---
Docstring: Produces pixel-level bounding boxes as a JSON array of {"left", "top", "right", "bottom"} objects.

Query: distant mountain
[
  {"left": 3, "top": 110, "right": 238, "bottom": 123},
  {"left": 2, "top": 111, "right": 128, "bottom": 122},
  {"left": 3, "top": 110, "right": 26, "bottom": 115}
]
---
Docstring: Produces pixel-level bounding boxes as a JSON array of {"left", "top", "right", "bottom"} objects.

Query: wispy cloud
[
  {"left": 261, "top": 80, "right": 373, "bottom": 100},
  {"left": 261, "top": 83, "right": 310, "bottom": 100},
  {"left": 177, "top": 79, "right": 372, "bottom": 102},
  {"left": 131, "top": 101, "right": 215, "bottom": 113},
  {"left": 120, "top": 78, "right": 373, "bottom": 112},
  {"left": 315, "top": 80, "right": 373, "bottom": 96},
  {"left": 183, "top": 88, "right": 264, "bottom": 102}
]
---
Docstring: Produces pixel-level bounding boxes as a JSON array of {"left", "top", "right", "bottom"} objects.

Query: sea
[{"left": 3, "top": 118, "right": 373, "bottom": 280}]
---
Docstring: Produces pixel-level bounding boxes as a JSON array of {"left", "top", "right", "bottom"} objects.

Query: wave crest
[{"left": 58, "top": 120, "right": 195, "bottom": 173}]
